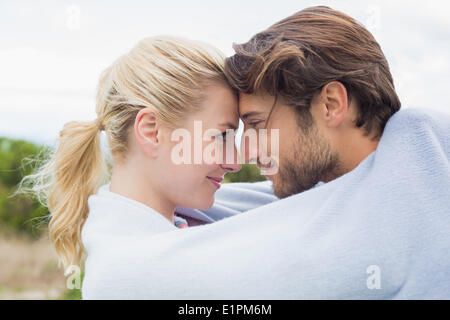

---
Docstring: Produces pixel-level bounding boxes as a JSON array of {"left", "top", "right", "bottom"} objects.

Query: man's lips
[{"left": 207, "top": 176, "right": 223, "bottom": 189}]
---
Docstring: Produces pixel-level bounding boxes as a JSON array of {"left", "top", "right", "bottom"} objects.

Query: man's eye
[{"left": 248, "top": 120, "right": 263, "bottom": 128}]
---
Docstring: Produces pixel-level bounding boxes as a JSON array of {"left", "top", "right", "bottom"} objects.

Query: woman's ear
[{"left": 134, "top": 108, "right": 162, "bottom": 157}]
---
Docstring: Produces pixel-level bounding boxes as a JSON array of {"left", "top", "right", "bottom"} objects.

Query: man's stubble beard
[{"left": 273, "top": 124, "right": 342, "bottom": 199}]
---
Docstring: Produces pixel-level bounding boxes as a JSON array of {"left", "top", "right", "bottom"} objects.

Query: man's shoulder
[
  {"left": 383, "top": 108, "right": 450, "bottom": 148},
  {"left": 389, "top": 108, "right": 450, "bottom": 128}
]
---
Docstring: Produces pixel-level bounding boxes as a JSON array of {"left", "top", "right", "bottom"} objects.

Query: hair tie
[{"left": 95, "top": 118, "right": 105, "bottom": 131}]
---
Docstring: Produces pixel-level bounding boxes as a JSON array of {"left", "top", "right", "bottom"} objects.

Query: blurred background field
[
  {"left": 0, "top": 232, "right": 67, "bottom": 299},
  {"left": 0, "top": 136, "right": 264, "bottom": 300},
  {"left": 0, "top": 137, "right": 81, "bottom": 299}
]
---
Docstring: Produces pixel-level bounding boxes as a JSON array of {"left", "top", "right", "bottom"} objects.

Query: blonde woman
[{"left": 20, "top": 36, "right": 252, "bottom": 273}]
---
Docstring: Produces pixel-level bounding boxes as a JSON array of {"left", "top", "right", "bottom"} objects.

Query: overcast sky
[{"left": 0, "top": 0, "right": 449, "bottom": 144}]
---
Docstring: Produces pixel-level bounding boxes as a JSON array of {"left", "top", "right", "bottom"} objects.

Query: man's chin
[
  {"left": 272, "top": 175, "right": 321, "bottom": 199},
  {"left": 271, "top": 177, "right": 288, "bottom": 199},
  {"left": 267, "top": 174, "right": 293, "bottom": 199},
  {"left": 273, "top": 186, "right": 288, "bottom": 199}
]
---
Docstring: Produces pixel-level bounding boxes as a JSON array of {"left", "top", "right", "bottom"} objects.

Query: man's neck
[{"left": 339, "top": 132, "right": 379, "bottom": 174}]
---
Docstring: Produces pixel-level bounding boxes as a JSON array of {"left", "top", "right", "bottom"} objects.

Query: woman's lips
[{"left": 207, "top": 176, "right": 223, "bottom": 189}]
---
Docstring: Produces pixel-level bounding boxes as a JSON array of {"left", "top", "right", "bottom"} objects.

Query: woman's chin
[
  {"left": 193, "top": 195, "right": 215, "bottom": 211},
  {"left": 176, "top": 187, "right": 217, "bottom": 210}
]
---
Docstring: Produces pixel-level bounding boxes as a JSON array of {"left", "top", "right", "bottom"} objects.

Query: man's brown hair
[{"left": 225, "top": 6, "right": 401, "bottom": 138}]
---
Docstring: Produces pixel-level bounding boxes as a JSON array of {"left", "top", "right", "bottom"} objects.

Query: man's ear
[
  {"left": 317, "top": 81, "right": 349, "bottom": 129},
  {"left": 134, "top": 108, "right": 161, "bottom": 157}
]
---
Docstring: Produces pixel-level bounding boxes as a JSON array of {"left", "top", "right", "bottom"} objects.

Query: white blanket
[{"left": 81, "top": 108, "right": 450, "bottom": 299}]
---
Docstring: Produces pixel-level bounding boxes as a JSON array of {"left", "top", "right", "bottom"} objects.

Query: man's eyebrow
[
  {"left": 240, "top": 111, "right": 264, "bottom": 120},
  {"left": 218, "top": 122, "right": 238, "bottom": 130}
]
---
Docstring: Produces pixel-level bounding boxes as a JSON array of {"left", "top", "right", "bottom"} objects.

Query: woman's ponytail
[{"left": 20, "top": 120, "right": 107, "bottom": 269}]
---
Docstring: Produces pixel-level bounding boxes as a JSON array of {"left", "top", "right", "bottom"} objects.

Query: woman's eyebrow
[{"left": 240, "top": 111, "right": 264, "bottom": 120}]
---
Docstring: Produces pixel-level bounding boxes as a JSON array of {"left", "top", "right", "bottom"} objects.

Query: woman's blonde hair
[{"left": 19, "top": 36, "right": 228, "bottom": 269}]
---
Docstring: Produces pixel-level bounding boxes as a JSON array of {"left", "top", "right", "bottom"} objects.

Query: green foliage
[
  {"left": 0, "top": 137, "right": 50, "bottom": 238},
  {"left": 63, "top": 287, "right": 82, "bottom": 300},
  {"left": 224, "top": 163, "right": 267, "bottom": 183},
  {"left": 61, "top": 270, "right": 84, "bottom": 300}
]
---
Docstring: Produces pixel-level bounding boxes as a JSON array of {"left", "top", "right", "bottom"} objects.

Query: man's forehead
[{"left": 238, "top": 92, "right": 275, "bottom": 117}]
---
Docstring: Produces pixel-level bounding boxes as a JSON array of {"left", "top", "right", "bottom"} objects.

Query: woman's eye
[
  {"left": 215, "top": 131, "right": 228, "bottom": 139},
  {"left": 215, "top": 131, "right": 236, "bottom": 144}
]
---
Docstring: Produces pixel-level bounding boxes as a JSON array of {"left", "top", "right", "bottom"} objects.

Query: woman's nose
[
  {"left": 221, "top": 161, "right": 242, "bottom": 173},
  {"left": 220, "top": 145, "right": 242, "bottom": 173}
]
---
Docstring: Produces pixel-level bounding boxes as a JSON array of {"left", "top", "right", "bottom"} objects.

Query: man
[
  {"left": 225, "top": 5, "right": 399, "bottom": 199},
  {"left": 82, "top": 6, "right": 450, "bottom": 299}
]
